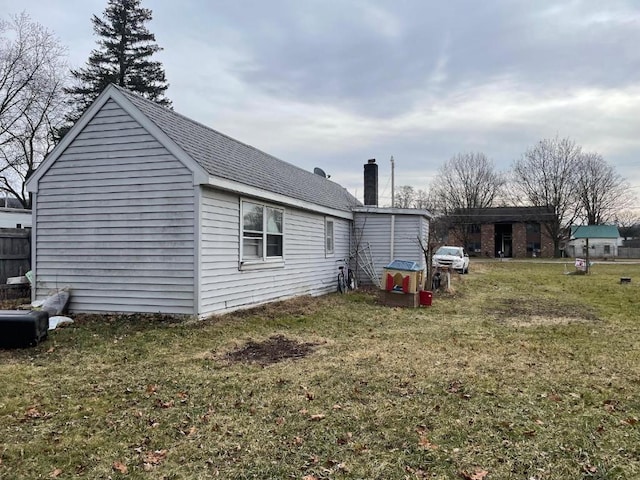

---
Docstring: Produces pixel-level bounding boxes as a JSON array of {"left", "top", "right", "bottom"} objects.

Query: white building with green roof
[{"left": 565, "top": 225, "right": 622, "bottom": 258}]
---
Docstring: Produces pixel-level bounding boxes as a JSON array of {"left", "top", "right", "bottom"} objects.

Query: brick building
[{"left": 446, "top": 206, "right": 555, "bottom": 258}]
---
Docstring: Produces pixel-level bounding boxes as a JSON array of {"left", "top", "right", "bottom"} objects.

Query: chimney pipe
[{"left": 363, "top": 158, "right": 378, "bottom": 206}]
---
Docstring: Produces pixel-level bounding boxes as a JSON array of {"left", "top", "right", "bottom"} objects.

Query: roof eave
[
  {"left": 352, "top": 206, "right": 433, "bottom": 218},
  {"left": 207, "top": 175, "right": 354, "bottom": 220}
]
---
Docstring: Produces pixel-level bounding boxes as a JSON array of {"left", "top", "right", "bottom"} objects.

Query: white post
[
  {"left": 390, "top": 155, "right": 395, "bottom": 208},
  {"left": 390, "top": 214, "right": 395, "bottom": 262}
]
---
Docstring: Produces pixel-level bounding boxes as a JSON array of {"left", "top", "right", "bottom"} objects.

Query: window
[
  {"left": 469, "top": 224, "right": 481, "bottom": 234},
  {"left": 527, "top": 242, "right": 541, "bottom": 255},
  {"left": 325, "top": 219, "right": 334, "bottom": 255},
  {"left": 466, "top": 241, "right": 481, "bottom": 254},
  {"left": 604, "top": 245, "right": 611, "bottom": 255},
  {"left": 241, "top": 200, "right": 284, "bottom": 264},
  {"left": 526, "top": 222, "right": 541, "bottom": 234}
]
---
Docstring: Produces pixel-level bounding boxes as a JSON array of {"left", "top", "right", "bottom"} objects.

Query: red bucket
[{"left": 419, "top": 290, "right": 432, "bottom": 306}]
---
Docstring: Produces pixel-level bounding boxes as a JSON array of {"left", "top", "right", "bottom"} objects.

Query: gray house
[{"left": 26, "top": 85, "right": 430, "bottom": 316}]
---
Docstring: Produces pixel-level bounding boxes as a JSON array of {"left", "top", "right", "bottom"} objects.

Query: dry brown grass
[{"left": 0, "top": 261, "right": 639, "bottom": 479}]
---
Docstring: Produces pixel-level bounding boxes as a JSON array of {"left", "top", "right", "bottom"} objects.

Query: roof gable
[
  {"left": 28, "top": 85, "right": 361, "bottom": 214},
  {"left": 26, "top": 85, "right": 209, "bottom": 192},
  {"left": 114, "top": 86, "right": 360, "bottom": 213}
]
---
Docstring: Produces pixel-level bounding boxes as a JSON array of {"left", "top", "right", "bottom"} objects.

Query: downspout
[
  {"left": 30, "top": 193, "right": 37, "bottom": 302},
  {"left": 193, "top": 184, "right": 202, "bottom": 317}
]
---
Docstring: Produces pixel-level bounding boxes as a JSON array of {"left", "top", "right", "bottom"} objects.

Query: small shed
[{"left": 352, "top": 207, "right": 431, "bottom": 288}]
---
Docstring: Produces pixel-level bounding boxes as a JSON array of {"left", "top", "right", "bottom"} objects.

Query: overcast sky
[{"left": 3, "top": 0, "right": 640, "bottom": 208}]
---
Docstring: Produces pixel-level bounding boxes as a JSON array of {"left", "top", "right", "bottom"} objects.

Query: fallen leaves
[
  {"left": 603, "top": 399, "right": 620, "bottom": 413},
  {"left": 49, "top": 468, "right": 63, "bottom": 478},
  {"left": 298, "top": 408, "right": 326, "bottom": 421},
  {"left": 418, "top": 435, "right": 439, "bottom": 450},
  {"left": 156, "top": 399, "right": 174, "bottom": 409},
  {"left": 146, "top": 384, "right": 158, "bottom": 395},
  {"left": 405, "top": 465, "right": 429, "bottom": 478},
  {"left": 301, "top": 385, "right": 315, "bottom": 401},
  {"left": 446, "top": 380, "right": 464, "bottom": 394},
  {"left": 548, "top": 393, "right": 562, "bottom": 402},
  {"left": 24, "top": 405, "right": 44, "bottom": 420},
  {"left": 142, "top": 449, "right": 167, "bottom": 471},
  {"left": 460, "top": 468, "right": 489, "bottom": 480},
  {"left": 337, "top": 432, "right": 352, "bottom": 445},
  {"left": 446, "top": 380, "right": 471, "bottom": 399},
  {"left": 112, "top": 461, "right": 128, "bottom": 474},
  {"left": 178, "top": 425, "right": 197, "bottom": 436}
]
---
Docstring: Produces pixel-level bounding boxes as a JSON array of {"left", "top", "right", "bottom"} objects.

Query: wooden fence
[{"left": 0, "top": 228, "right": 31, "bottom": 284}]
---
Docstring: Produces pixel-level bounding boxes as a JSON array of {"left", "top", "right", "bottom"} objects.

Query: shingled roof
[
  {"left": 571, "top": 225, "right": 620, "bottom": 239},
  {"left": 114, "top": 86, "right": 360, "bottom": 213}
]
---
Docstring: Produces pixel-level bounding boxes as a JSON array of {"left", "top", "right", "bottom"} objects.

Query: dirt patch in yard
[
  {"left": 225, "top": 335, "right": 320, "bottom": 366},
  {"left": 486, "top": 297, "right": 600, "bottom": 326}
]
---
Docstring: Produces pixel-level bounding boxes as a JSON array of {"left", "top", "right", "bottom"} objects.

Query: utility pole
[
  {"left": 585, "top": 237, "right": 590, "bottom": 274},
  {"left": 390, "top": 155, "right": 395, "bottom": 208}
]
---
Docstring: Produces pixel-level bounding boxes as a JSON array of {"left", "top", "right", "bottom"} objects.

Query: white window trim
[
  {"left": 239, "top": 199, "right": 285, "bottom": 271},
  {"left": 325, "top": 217, "right": 335, "bottom": 256}
]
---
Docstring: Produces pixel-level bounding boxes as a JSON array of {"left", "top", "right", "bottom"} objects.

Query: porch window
[{"left": 241, "top": 200, "right": 284, "bottom": 266}]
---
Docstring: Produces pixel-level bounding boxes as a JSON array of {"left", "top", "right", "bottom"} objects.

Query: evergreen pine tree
[{"left": 65, "top": 0, "right": 171, "bottom": 123}]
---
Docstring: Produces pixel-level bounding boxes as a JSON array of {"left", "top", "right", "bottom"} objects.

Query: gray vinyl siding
[
  {"left": 353, "top": 214, "right": 390, "bottom": 286},
  {"left": 199, "top": 187, "right": 350, "bottom": 316},
  {"left": 34, "top": 99, "right": 196, "bottom": 314},
  {"left": 354, "top": 212, "right": 429, "bottom": 286},
  {"left": 393, "top": 215, "right": 428, "bottom": 267}
]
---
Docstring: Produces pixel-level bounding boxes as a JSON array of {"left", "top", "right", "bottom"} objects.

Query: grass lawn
[{"left": 1, "top": 260, "right": 639, "bottom": 479}]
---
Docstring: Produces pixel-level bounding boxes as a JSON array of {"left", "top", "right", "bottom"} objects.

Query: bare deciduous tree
[
  {"left": 429, "top": 152, "right": 504, "bottom": 247},
  {"left": 575, "top": 152, "right": 633, "bottom": 225},
  {"left": 614, "top": 210, "right": 640, "bottom": 241},
  {"left": 0, "top": 13, "right": 68, "bottom": 207},
  {"left": 413, "top": 189, "right": 431, "bottom": 210},
  {"left": 430, "top": 152, "right": 504, "bottom": 212},
  {"left": 510, "top": 136, "right": 582, "bottom": 256},
  {"left": 394, "top": 185, "right": 415, "bottom": 208}
]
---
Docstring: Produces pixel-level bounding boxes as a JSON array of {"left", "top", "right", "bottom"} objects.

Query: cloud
[{"left": 5, "top": 0, "right": 640, "bottom": 205}]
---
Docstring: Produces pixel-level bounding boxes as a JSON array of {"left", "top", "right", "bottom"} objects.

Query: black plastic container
[{"left": 0, "top": 310, "right": 49, "bottom": 348}]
